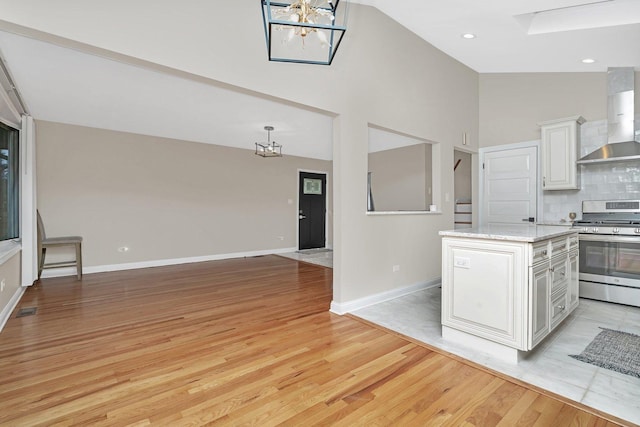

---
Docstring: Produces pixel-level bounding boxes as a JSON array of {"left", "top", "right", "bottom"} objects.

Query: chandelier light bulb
[
  {"left": 316, "top": 31, "right": 330, "bottom": 48},
  {"left": 254, "top": 125, "right": 282, "bottom": 158}
]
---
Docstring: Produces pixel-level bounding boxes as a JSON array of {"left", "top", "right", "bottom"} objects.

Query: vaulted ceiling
[
  {"left": 353, "top": 0, "right": 640, "bottom": 72},
  {"left": 0, "top": 1, "right": 638, "bottom": 159}
]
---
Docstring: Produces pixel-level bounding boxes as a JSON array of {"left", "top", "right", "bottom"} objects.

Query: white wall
[{"left": 0, "top": 2, "right": 479, "bottom": 304}]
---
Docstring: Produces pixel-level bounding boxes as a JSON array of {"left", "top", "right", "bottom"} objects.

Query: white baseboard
[
  {"left": 40, "top": 247, "right": 298, "bottom": 279},
  {"left": 0, "top": 286, "right": 26, "bottom": 332},
  {"left": 330, "top": 278, "right": 441, "bottom": 315}
]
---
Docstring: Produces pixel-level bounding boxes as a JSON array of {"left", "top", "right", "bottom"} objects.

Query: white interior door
[{"left": 482, "top": 146, "right": 537, "bottom": 224}]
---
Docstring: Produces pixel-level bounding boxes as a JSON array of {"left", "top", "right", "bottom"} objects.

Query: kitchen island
[{"left": 439, "top": 224, "right": 579, "bottom": 363}]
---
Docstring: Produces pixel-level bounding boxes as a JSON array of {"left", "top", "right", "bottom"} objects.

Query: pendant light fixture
[
  {"left": 261, "top": 0, "right": 348, "bottom": 65},
  {"left": 255, "top": 125, "right": 283, "bottom": 157}
]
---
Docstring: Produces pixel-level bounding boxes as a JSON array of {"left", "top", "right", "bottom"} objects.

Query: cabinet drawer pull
[{"left": 557, "top": 305, "right": 566, "bottom": 310}]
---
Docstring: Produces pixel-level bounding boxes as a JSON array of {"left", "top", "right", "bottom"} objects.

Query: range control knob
[
  {"left": 636, "top": 228, "right": 640, "bottom": 234},
  {"left": 583, "top": 227, "right": 589, "bottom": 233},
  {"left": 591, "top": 227, "right": 599, "bottom": 233},
  {"left": 613, "top": 227, "right": 620, "bottom": 234}
]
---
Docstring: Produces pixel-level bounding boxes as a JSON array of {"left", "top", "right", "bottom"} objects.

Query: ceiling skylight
[{"left": 515, "top": 0, "right": 640, "bottom": 35}]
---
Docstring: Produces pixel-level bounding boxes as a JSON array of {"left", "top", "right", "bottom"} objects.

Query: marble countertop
[
  {"left": 535, "top": 221, "right": 573, "bottom": 227},
  {"left": 439, "top": 224, "right": 577, "bottom": 242}
]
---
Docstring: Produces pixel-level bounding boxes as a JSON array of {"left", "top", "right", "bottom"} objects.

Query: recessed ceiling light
[
  {"left": 582, "top": 58, "right": 596, "bottom": 64},
  {"left": 462, "top": 33, "right": 476, "bottom": 39}
]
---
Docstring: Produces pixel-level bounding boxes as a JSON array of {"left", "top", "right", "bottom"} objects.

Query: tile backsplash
[{"left": 543, "top": 119, "right": 640, "bottom": 222}]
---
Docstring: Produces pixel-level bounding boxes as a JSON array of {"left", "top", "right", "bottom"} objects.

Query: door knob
[{"left": 299, "top": 215, "right": 307, "bottom": 220}]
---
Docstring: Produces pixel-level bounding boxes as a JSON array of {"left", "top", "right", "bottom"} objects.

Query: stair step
[{"left": 455, "top": 204, "right": 472, "bottom": 213}]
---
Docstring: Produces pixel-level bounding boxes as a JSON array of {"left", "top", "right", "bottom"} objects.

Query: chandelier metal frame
[
  {"left": 261, "top": 0, "right": 347, "bottom": 65},
  {"left": 255, "top": 125, "right": 283, "bottom": 157}
]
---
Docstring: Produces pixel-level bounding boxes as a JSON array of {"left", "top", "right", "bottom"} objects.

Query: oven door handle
[{"left": 579, "top": 234, "right": 640, "bottom": 244}]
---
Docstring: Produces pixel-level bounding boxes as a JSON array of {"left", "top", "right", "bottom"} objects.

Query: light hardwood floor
[{"left": 0, "top": 255, "right": 631, "bottom": 426}]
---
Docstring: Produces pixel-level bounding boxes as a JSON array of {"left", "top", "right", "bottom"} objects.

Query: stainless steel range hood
[{"left": 577, "top": 67, "right": 640, "bottom": 164}]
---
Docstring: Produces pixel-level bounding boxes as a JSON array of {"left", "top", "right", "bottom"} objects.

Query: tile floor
[
  {"left": 279, "top": 250, "right": 640, "bottom": 424},
  {"left": 278, "top": 248, "right": 333, "bottom": 268},
  {"left": 352, "top": 287, "right": 640, "bottom": 425}
]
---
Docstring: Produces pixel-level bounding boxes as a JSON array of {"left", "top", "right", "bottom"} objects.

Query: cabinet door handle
[
  {"left": 557, "top": 305, "right": 566, "bottom": 311},
  {"left": 549, "top": 267, "right": 555, "bottom": 272}
]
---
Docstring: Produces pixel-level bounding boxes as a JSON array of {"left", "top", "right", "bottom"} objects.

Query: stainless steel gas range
[{"left": 572, "top": 200, "right": 640, "bottom": 307}]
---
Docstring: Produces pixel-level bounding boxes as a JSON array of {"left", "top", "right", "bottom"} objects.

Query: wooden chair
[{"left": 37, "top": 211, "right": 83, "bottom": 280}]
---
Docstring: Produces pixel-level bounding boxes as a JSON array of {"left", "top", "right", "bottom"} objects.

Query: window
[{"left": 0, "top": 122, "right": 19, "bottom": 241}]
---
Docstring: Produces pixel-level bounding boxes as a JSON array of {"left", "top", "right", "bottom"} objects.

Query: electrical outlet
[
  {"left": 392, "top": 265, "right": 400, "bottom": 272},
  {"left": 454, "top": 256, "right": 470, "bottom": 269},
  {"left": 1, "top": 278, "right": 5, "bottom": 292}
]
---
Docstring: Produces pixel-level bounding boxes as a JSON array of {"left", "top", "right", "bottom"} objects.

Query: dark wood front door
[{"left": 298, "top": 172, "right": 326, "bottom": 250}]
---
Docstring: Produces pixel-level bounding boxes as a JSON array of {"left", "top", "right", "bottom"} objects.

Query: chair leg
[
  {"left": 76, "top": 242, "right": 83, "bottom": 280},
  {"left": 38, "top": 248, "right": 46, "bottom": 280}
]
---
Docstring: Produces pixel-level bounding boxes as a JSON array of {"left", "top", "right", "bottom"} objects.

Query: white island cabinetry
[{"left": 440, "top": 225, "right": 578, "bottom": 362}]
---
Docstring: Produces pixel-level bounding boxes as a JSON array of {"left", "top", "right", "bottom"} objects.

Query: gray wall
[
  {"left": 479, "top": 72, "right": 640, "bottom": 223},
  {"left": 454, "top": 150, "right": 472, "bottom": 202},
  {"left": 0, "top": 253, "right": 20, "bottom": 316},
  {"left": 479, "top": 73, "right": 608, "bottom": 148},
  {"left": 36, "top": 121, "right": 332, "bottom": 267},
  {"left": 2, "top": 2, "right": 479, "bottom": 304},
  {"left": 368, "top": 144, "right": 432, "bottom": 211},
  {"left": 479, "top": 72, "right": 640, "bottom": 149}
]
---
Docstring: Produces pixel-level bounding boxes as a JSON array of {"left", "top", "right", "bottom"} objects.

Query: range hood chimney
[{"left": 577, "top": 67, "right": 640, "bottom": 164}]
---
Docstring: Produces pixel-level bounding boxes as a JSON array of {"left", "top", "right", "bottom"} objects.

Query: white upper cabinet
[{"left": 539, "top": 116, "right": 585, "bottom": 190}]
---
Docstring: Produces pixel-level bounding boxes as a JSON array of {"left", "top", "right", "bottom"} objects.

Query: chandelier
[
  {"left": 255, "top": 126, "right": 283, "bottom": 157},
  {"left": 261, "top": 0, "right": 347, "bottom": 65}
]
